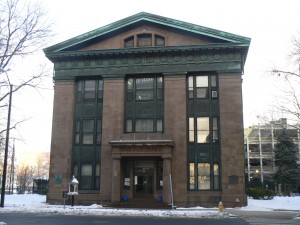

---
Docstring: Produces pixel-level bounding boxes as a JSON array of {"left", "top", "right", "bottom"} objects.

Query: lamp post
[{"left": 0, "top": 84, "right": 13, "bottom": 208}]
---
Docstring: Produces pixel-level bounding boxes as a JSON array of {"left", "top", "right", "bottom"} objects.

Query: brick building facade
[{"left": 44, "top": 12, "right": 250, "bottom": 207}]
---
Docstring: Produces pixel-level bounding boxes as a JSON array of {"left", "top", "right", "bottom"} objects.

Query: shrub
[{"left": 248, "top": 187, "right": 275, "bottom": 200}]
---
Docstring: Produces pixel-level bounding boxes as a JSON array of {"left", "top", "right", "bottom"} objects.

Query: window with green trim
[
  {"left": 187, "top": 74, "right": 220, "bottom": 191},
  {"left": 73, "top": 79, "right": 103, "bottom": 190},
  {"left": 125, "top": 76, "right": 164, "bottom": 133}
]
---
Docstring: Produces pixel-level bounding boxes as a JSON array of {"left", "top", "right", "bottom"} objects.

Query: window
[
  {"left": 125, "top": 76, "right": 164, "bottom": 133},
  {"left": 197, "top": 117, "right": 210, "bottom": 143},
  {"left": 82, "top": 120, "right": 94, "bottom": 144},
  {"left": 135, "top": 78, "right": 154, "bottom": 100},
  {"left": 135, "top": 119, "right": 153, "bottom": 132},
  {"left": 196, "top": 76, "right": 208, "bottom": 98},
  {"left": 212, "top": 117, "right": 218, "bottom": 142},
  {"left": 124, "top": 33, "right": 165, "bottom": 48},
  {"left": 95, "top": 163, "right": 100, "bottom": 189},
  {"left": 96, "top": 120, "right": 102, "bottom": 145},
  {"left": 84, "top": 80, "right": 96, "bottom": 100},
  {"left": 77, "top": 79, "right": 103, "bottom": 103},
  {"left": 213, "top": 163, "right": 219, "bottom": 190},
  {"left": 124, "top": 36, "right": 134, "bottom": 48},
  {"left": 187, "top": 74, "right": 220, "bottom": 191},
  {"left": 188, "top": 75, "right": 217, "bottom": 99},
  {"left": 73, "top": 79, "right": 103, "bottom": 190},
  {"left": 155, "top": 35, "right": 165, "bottom": 46},
  {"left": 189, "top": 163, "right": 195, "bottom": 190},
  {"left": 80, "top": 164, "right": 93, "bottom": 189},
  {"left": 137, "top": 34, "right": 152, "bottom": 47},
  {"left": 75, "top": 120, "right": 80, "bottom": 144},
  {"left": 189, "top": 118, "right": 195, "bottom": 143},
  {"left": 198, "top": 163, "right": 210, "bottom": 190}
]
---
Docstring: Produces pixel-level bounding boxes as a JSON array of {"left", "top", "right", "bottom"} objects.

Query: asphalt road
[{"left": 0, "top": 213, "right": 249, "bottom": 225}]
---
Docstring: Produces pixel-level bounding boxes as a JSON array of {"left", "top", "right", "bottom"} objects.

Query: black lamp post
[{"left": 0, "top": 84, "right": 13, "bottom": 207}]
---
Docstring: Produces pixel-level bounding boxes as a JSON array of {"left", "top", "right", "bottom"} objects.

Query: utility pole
[{"left": 1, "top": 84, "right": 13, "bottom": 207}]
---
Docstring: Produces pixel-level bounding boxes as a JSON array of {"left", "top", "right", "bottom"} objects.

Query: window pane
[
  {"left": 188, "top": 77, "right": 194, "bottom": 98},
  {"left": 126, "top": 119, "right": 132, "bottom": 132},
  {"left": 189, "top": 117, "right": 194, "bottom": 143},
  {"left": 157, "top": 119, "right": 163, "bottom": 132},
  {"left": 155, "top": 35, "right": 165, "bottom": 46},
  {"left": 214, "top": 164, "right": 219, "bottom": 190},
  {"left": 124, "top": 36, "right": 134, "bottom": 48},
  {"left": 75, "top": 133, "right": 80, "bottom": 144},
  {"left": 83, "top": 133, "right": 93, "bottom": 144},
  {"left": 137, "top": 34, "right": 152, "bottom": 47},
  {"left": 196, "top": 76, "right": 208, "bottom": 87},
  {"left": 196, "top": 88, "right": 208, "bottom": 98},
  {"left": 189, "top": 163, "right": 195, "bottom": 190},
  {"left": 211, "top": 75, "right": 217, "bottom": 87},
  {"left": 198, "top": 163, "right": 210, "bottom": 190},
  {"left": 81, "top": 164, "right": 92, "bottom": 176},
  {"left": 98, "top": 80, "right": 103, "bottom": 99},
  {"left": 197, "top": 117, "right": 209, "bottom": 130},
  {"left": 213, "top": 117, "right": 218, "bottom": 142},
  {"left": 83, "top": 120, "right": 94, "bottom": 132},
  {"left": 136, "top": 78, "right": 154, "bottom": 100},
  {"left": 197, "top": 131, "right": 210, "bottom": 143},
  {"left": 73, "top": 164, "right": 79, "bottom": 177},
  {"left": 75, "top": 121, "right": 80, "bottom": 132},
  {"left": 197, "top": 117, "right": 210, "bottom": 143},
  {"left": 157, "top": 77, "right": 163, "bottom": 100},
  {"left": 127, "top": 78, "right": 133, "bottom": 89},
  {"left": 84, "top": 80, "right": 96, "bottom": 99},
  {"left": 135, "top": 119, "right": 153, "bottom": 132},
  {"left": 95, "top": 163, "right": 100, "bottom": 176}
]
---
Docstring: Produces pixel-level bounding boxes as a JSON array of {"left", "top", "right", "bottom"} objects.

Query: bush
[{"left": 248, "top": 187, "right": 275, "bottom": 200}]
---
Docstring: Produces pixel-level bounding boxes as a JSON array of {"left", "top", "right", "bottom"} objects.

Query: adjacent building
[
  {"left": 245, "top": 118, "right": 300, "bottom": 187},
  {"left": 44, "top": 12, "right": 250, "bottom": 207}
]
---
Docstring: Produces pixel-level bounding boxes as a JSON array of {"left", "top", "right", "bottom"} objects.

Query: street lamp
[{"left": 0, "top": 67, "right": 13, "bottom": 208}]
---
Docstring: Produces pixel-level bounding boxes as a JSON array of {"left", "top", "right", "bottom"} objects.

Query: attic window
[
  {"left": 124, "top": 33, "right": 165, "bottom": 48},
  {"left": 137, "top": 34, "right": 152, "bottom": 47},
  {"left": 124, "top": 36, "right": 134, "bottom": 48},
  {"left": 155, "top": 35, "right": 165, "bottom": 46}
]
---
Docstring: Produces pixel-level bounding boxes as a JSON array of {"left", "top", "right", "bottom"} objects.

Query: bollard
[{"left": 218, "top": 201, "right": 224, "bottom": 213}]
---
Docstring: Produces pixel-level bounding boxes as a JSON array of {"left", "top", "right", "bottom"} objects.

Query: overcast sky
[{"left": 10, "top": 0, "right": 300, "bottom": 156}]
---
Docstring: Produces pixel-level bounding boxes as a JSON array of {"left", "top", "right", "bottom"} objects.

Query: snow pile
[
  {"left": 241, "top": 196, "right": 300, "bottom": 211},
  {"left": 0, "top": 194, "right": 299, "bottom": 218}
]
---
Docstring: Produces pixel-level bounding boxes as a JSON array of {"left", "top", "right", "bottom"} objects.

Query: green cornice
[
  {"left": 43, "top": 12, "right": 250, "bottom": 54},
  {"left": 51, "top": 44, "right": 248, "bottom": 81}
]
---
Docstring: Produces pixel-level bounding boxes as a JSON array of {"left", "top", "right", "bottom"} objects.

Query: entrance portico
[{"left": 110, "top": 140, "right": 174, "bottom": 204}]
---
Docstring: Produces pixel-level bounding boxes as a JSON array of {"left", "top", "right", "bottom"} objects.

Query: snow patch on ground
[{"left": 0, "top": 194, "right": 299, "bottom": 218}]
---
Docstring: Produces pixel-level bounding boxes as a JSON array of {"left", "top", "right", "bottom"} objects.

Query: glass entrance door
[{"left": 134, "top": 160, "right": 154, "bottom": 197}]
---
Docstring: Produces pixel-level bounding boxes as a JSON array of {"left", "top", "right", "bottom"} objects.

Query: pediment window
[{"left": 124, "top": 33, "right": 165, "bottom": 48}]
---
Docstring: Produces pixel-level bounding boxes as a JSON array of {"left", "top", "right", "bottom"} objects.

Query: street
[{"left": 0, "top": 213, "right": 249, "bottom": 225}]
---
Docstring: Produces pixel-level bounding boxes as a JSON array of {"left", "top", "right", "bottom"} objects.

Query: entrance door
[{"left": 134, "top": 160, "right": 154, "bottom": 197}]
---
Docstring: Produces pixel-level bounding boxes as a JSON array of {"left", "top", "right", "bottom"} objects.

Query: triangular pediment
[{"left": 43, "top": 12, "right": 250, "bottom": 53}]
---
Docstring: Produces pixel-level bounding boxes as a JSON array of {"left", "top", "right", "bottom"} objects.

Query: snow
[{"left": 0, "top": 194, "right": 299, "bottom": 219}]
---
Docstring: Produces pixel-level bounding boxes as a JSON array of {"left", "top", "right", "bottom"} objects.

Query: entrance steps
[{"left": 110, "top": 197, "right": 172, "bottom": 209}]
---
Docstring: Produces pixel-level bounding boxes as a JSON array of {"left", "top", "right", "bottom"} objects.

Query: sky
[
  {"left": 7, "top": 0, "right": 300, "bottom": 156},
  {"left": 1, "top": 194, "right": 300, "bottom": 217}
]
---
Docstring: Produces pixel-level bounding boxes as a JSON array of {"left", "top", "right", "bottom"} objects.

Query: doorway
[{"left": 134, "top": 160, "right": 154, "bottom": 197}]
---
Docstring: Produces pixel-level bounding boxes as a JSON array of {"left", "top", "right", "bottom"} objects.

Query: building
[
  {"left": 43, "top": 12, "right": 250, "bottom": 207},
  {"left": 245, "top": 118, "right": 300, "bottom": 187}
]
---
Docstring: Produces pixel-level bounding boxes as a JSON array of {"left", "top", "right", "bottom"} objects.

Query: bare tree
[
  {"left": 271, "top": 33, "right": 300, "bottom": 125},
  {"left": 0, "top": 0, "right": 53, "bottom": 141}
]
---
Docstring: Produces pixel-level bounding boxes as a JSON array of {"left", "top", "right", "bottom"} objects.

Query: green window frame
[
  {"left": 187, "top": 74, "right": 220, "bottom": 191},
  {"left": 73, "top": 79, "right": 103, "bottom": 190},
  {"left": 125, "top": 76, "right": 164, "bottom": 133}
]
